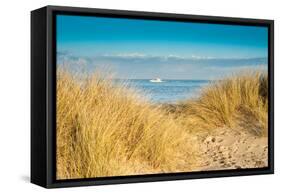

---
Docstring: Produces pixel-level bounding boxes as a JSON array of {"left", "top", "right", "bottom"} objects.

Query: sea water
[{"left": 123, "top": 79, "right": 210, "bottom": 103}]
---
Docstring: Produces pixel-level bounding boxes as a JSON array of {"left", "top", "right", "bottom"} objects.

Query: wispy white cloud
[{"left": 57, "top": 52, "right": 268, "bottom": 80}]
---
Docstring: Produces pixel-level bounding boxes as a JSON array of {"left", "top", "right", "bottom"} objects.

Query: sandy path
[{"left": 195, "top": 127, "right": 268, "bottom": 171}]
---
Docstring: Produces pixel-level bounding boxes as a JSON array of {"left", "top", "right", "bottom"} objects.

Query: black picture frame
[{"left": 31, "top": 5, "right": 274, "bottom": 188}]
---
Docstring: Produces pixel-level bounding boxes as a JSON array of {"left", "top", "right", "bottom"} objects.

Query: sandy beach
[{"left": 196, "top": 127, "right": 268, "bottom": 171}]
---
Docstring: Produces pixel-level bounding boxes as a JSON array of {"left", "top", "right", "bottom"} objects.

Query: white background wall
[{"left": 0, "top": 0, "right": 279, "bottom": 193}]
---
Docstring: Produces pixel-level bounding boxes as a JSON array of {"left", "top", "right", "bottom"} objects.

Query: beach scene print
[{"left": 56, "top": 15, "right": 268, "bottom": 179}]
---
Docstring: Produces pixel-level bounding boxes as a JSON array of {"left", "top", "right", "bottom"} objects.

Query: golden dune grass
[
  {"left": 56, "top": 70, "right": 197, "bottom": 179},
  {"left": 176, "top": 72, "right": 268, "bottom": 136},
  {"left": 57, "top": 69, "right": 268, "bottom": 179}
]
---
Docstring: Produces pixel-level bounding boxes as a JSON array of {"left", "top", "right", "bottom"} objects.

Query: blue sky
[{"left": 57, "top": 15, "right": 268, "bottom": 79}]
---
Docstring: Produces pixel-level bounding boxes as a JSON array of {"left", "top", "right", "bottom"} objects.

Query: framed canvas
[{"left": 31, "top": 5, "right": 274, "bottom": 188}]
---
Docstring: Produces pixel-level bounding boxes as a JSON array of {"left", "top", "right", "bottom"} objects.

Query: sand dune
[
  {"left": 56, "top": 69, "right": 268, "bottom": 179},
  {"left": 196, "top": 127, "right": 268, "bottom": 171}
]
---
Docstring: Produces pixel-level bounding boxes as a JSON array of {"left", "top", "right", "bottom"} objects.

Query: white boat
[{"left": 150, "top": 78, "right": 163, "bottom": 83}]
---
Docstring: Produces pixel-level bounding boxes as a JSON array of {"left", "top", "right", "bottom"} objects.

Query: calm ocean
[{"left": 123, "top": 79, "right": 210, "bottom": 103}]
